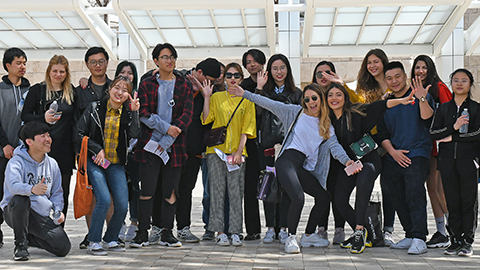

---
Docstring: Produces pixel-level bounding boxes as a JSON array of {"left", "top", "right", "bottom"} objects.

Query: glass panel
[
  {"left": 184, "top": 15, "right": 214, "bottom": 28},
  {"left": 338, "top": 7, "right": 367, "bottom": 13},
  {"left": 2, "top": 18, "right": 37, "bottom": 30},
  {"left": 215, "top": 15, "right": 243, "bottom": 27},
  {"left": 150, "top": 10, "right": 178, "bottom": 16},
  {"left": 153, "top": 15, "right": 184, "bottom": 28},
  {"left": 0, "top": 12, "right": 24, "bottom": 17},
  {"left": 414, "top": 25, "right": 442, "bottom": 44},
  {"left": 213, "top": 9, "right": 242, "bottom": 16},
  {"left": 369, "top": 6, "right": 400, "bottom": 13},
  {"left": 385, "top": 25, "right": 419, "bottom": 44},
  {"left": 48, "top": 30, "right": 86, "bottom": 47},
  {"left": 245, "top": 14, "right": 266, "bottom": 27},
  {"left": 244, "top": 9, "right": 264, "bottom": 15},
  {"left": 191, "top": 29, "right": 218, "bottom": 46},
  {"left": 433, "top": 5, "right": 456, "bottom": 12},
  {"left": 21, "top": 31, "right": 56, "bottom": 48},
  {"left": 77, "top": 30, "right": 102, "bottom": 47},
  {"left": 313, "top": 12, "right": 334, "bottom": 26},
  {"left": 310, "top": 27, "right": 331, "bottom": 45},
  {"left": 336, "top": 13, "right": 365, "bottom": 26},
  {"left": 0, "top": 20, "right": 10, "bottom": 30},
  {"left": 0, "top": 31, "right": 32, "bottom": 47},
  {"left": 162, "top": 29, "right": 193, "bottom": 46},
  {"left": 402, "top": 6, "right": 431, "bottom": 12},
  {"left": 315, "top": 8, "right": 336, "bottom": 13},
  {"left": 218, "top": 28, "right": 246, "bottom": 46},
  {"left": 331, "top": 26, "right": 361, "bottom": 44},
  {"left": 427, "top": 11, "right": 453, "bottom": 24},
  {"left": 33, "top": 17, "right": 69, "bottom": 30},
  {"left": 57, "top": 11, "right": 77, "bottom": 17},
  {"left": 248, "top": 28, "right": 268, "bottom": 46},
  {"left": 138, "top": 29, "right": 164, "bottom": 47},
  {"left": 26, "top": 12, "right": 55, "bottom": 17},
  {"left": 127, "top": 10, "right": 148, "bottom": 16},
  {"left": 182, "top": 9, "right": 210, "bottom": 16},
  {"left": 358, "top": 26, "right": 390, "bottom": 44},
  {"left": 365, "top": 12, "right": 396, "bottom": 25},
  {"left": 131, "top": 16, "right": 156, "bottom": 29},
  {"left": 62, "top": 16, "right": 88, "bottom": 29},
  {"left": 396, "top": 11, "right": 429, "bottom": 25}
]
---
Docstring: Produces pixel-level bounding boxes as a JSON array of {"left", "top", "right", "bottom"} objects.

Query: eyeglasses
[
  {"left": 452, "top": 79, "right": 470, "bottom": 84},
  {"left": 303, "top": 95, "right": 319, "bottom": 103},
  {"left": 158, "top": 55, "right": 177, "bottom": 61},
  {"left": 225, "top": 72, "right": 242, "bottom": 79},
  {"left": 88, "top": 59, "right": 107, "bottom": 66},
  {"left": 272, "top": 65, "right": 287, "bottom": 72},
  {"left": 315, "top": 70, "right": 332, "bottom": 78}
]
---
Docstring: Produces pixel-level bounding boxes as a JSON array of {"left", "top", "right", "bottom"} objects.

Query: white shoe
[
  {"left": 102, "top": 241, "right": 126, "bottom": 252},
  {"left": 278, "top": 229, "right": 288, "bottom": 244},
  {"left": 390, "top": 237, "right": 413, "bottom": 249},
  {"left": 300, "top": 233, "right": 329, "bottom": 247},
  {"left": 216, "top": 233, "right": 230, "bottom": 246},
  {"left": 384, "top": 231, "right": 394, "bottom": 247},
  {"left": 118, "top": 224, "right": 127, "bottom": 241},
  {"left": 124, "top": 225, "right": 138, "bottom": 242},
  {"left": 407, "top": 238, "right": 427, "bottom": 255},
  {"left": 263, "top": 228, "right": 275, "bottom": 244},
  {"left": 148, "top": 226, "right": 162, "bottom": 245},
  {"left": 231, "top": 234, "right": 243, "bottom": 246},
  {"left": 285, "top": 234, "right": 300, "bottom": 254},
  {"left": 87, "top": 242, "right": 108, "bottom": 256}
]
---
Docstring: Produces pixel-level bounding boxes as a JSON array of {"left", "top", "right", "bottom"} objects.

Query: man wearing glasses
[{"left": 74, "top": 47, "right": 111, "bottom": 115}]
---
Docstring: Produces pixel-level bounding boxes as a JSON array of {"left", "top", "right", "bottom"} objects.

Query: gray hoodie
[{"left": 1, "top": 145, "right": 63, "bottom": 217}]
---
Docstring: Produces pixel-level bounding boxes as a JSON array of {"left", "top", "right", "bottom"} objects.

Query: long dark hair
[
  {"left": 450, "top": 68, "right": 474, "bottom": 98},
  {"left": 264, "top": 54, "right": 296, "bottom": 95},
  {"left": 327, "top": 83, "right": 366, "bottom": 131},
  {"left": 311, "top": 60, "right": 336, "bottom": 84},
  {"left": 356, "top": 49, "right": 389, "bottom": 102},
  {"left": 115, "top": 61, "right": 138, "bottom": 92},
  {"left": 411, "top": 55, "right": 443, "bottom": 103}
]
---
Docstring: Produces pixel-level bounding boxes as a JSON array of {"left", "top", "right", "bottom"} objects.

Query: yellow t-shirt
[{"left": 202, "top": 91, "right": 256, "bottom": 156}]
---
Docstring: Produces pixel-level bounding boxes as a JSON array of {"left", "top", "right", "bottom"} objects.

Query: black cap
[{"left": 196, "top": 58, "right": 221, "bottom": 79}]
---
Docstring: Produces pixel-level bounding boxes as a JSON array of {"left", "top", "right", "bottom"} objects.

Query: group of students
[{"left": 0, "top": 43, "right": 477, "bottom": 261}]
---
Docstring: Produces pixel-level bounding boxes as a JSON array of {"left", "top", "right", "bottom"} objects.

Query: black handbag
[
  {"left": 204, "top": 98, "right": 244, "bottom": 147},
  {"left": 257, "top": 170, "right": 282, "bottom": 203}
]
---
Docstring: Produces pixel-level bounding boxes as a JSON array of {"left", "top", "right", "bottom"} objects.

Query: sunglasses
[
  {"left": 303, "top": 95, "right": 319, "bottom": 103},
  {"left": 315, "top": 70, "right": 332, "bottom": 79},
  {"left": 225, "top": 72, "right": 242, "bottom": 79}
]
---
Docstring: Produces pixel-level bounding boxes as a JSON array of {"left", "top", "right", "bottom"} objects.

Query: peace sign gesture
[{"left": 129, "top": 92, "right": 140, "bottom": 111}]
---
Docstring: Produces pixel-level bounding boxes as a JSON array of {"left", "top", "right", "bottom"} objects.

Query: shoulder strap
[{"left": 225, "top": 98, "right": 244, "bottom": 128}]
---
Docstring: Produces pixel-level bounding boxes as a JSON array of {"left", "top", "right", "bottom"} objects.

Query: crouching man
[{"left": 0, "top": 121, "right": 71, "bottom": 261}]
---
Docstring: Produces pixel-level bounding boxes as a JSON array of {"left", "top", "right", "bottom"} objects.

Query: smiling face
[
  {"left": 327, "top": 87, "right": 345, "bottom": 114},
  {"left": 86, "top": 53, "right": 108, "bottom": 78},
  {"left": 367, "top": 54, "right": 383, "bottom": 77},
  {"left": 225, "top": 67, "right": 243, "bottom": 88},
  {"left": 109, "top": 80, "right": 130, "bottom": 107},
  {"left": 315, "top": 64, "right": 332, "bottom": 87},
  {"left": 245, "top": 54, "right": 263, "bottom": 75},
  {"left": 385, "top": 68, "right": 408, "bottom": 96},
  {"left": 49, "top": 64, "right": 67, "bottom": 87},
  {"left": 303, "top": 89, "right": 321, "bottom": 117},
  {"left": 119, "top": 65, "right": 134, "bottom": 82},
  {"left": 271, "top": 59, "right": 288, "bottom": 87},
  {"left": 27, "top": 132, "right": 52, "bottom": 154},
  {"left": 451, "top": 72, "right": 471, "bottom": 97},
  {"left": 414, "top": 60, "right": 428, "bottom": 83},
  {"left": 6, "top": 56, "right": 27, "bottom": 79}
]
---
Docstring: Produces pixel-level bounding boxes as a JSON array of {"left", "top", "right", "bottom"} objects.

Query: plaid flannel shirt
[
  {"left": 104, "top": 101, "right": 122, "bottom": 164},
  {"left": 134, "top": 71, "right": 193, "bottom": 167}
]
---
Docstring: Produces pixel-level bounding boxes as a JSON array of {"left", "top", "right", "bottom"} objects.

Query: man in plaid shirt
[{"left": 131, "top": 43, "right": 193, "bottom": 248}]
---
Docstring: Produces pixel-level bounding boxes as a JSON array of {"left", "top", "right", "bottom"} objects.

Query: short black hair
[
  {"left": 384, "top": 61, "right": 405, "bottom": 74},
  {"left": 152, "top": 43, "right": 177, "bottom": 61},
  {"left": 242, "top": 49, "right": 266, "bottom": 68},
  {"left": 19, "top": 121, "right": 50, "bottom": 150},
  {"left": 3, "top": 47, "right": 27, "bottom": 71},
  {"left": 84, "top": 47, "right": 109, "bottom": 63}
]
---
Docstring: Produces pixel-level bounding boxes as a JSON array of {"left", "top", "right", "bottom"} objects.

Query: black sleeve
[
  {"left": 453, "top": 101, "right": 480, "bottom": 142},
  {"left": 21, "top": 83, "right": 47, "bottom": 124},
  {"left": 361, "top": 100, "right": 388, "bottom": 134},
  {"left": 429, "top": 104, "right": 454, "bottom": 141},
  {"left": 0, "top": 121, "right": 9, "bottom": 148}
]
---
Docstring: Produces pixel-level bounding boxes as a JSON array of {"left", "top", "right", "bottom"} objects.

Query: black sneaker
[
  {"left": 117, "top": 238, "right": 126, "bottom": 248},
  {"left": 159, "top": 229, "right": 182, "bottom": 247},
  {"left": 13, "top": 242, "right": 29, "bottom": 261},
  {"left": 244, "top": 233, "right": 260, "bottom": 241},
  {"left": 351, "top": 229, "right": 367, "bottom": 254},
  {"left": 426, "top": 231, "right": 450, "bottom": 248},
  {"left": 0, "top": 229, "right": 3, "bottom": 249},
  {"left": 458, "top": 241, "right": 473, "bottom": 257},
  {"left": 340, "top": 235, "right": 354, "bottom": 249},
  {"left": 130, "top": 230, "right": 149, "bottom": 248},
  {"left": 79, "top": 234, "right": 89, "bottom": 249},
  {"left": 444, "top": 239, "right": 462, "bottom": 255}
]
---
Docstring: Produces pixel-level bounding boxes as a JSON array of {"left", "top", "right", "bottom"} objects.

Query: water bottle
[
  {"left": 459, "top": 108, "right": 469, "bottom": 134},
  {"left": 49, "top": 101, "right": 58, "bottom": 124},
  {"left": 52, "top": 210, "right": 61, "bottom": 225}
]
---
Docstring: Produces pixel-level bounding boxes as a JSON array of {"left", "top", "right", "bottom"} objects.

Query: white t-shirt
[{"left": 286, "top": 113, "right": 324, "bottom": 171}]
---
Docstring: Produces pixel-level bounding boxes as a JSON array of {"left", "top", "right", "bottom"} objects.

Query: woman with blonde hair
[{"left": 22, "top": 54, "right": 76, "bottom": 219}]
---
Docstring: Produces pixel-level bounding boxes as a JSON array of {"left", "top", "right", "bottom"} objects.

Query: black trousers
[
  {"left": 175, "top": 154, "right": 202, "bottom": 230},
  {"left": 275, "top": 149, "right": 330, "bottom": 235},
  {"left": 3, "top": 195, "right": 71, "bottom": 256},
  {"left": 0, "top": 157, "right": 8, "bottom": 226},
  {"left": 439, "top": 156, "right": 478, "bottom": 243},
  {"left": 244, "top": 139, "right": 261, "bottom": 234}
]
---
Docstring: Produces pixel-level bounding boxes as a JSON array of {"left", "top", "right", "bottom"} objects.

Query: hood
[
  {"left": 13, "top": 144, "right": 48, "bottom": 165},
  {"left": 2, "top": 75, "right": 30, "bottom": 88}
]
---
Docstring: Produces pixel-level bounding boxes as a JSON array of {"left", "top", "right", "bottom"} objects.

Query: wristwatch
[{"left": 420, "top": 96, "right": 426, "bottom": 103}]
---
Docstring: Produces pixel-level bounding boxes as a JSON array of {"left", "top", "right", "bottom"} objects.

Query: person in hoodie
[
  {"left": 0, "top": 47, "right": 30, "bottom": 249},
  {"left": 1, "top": 121, "right": 71, "bottom": 261}
]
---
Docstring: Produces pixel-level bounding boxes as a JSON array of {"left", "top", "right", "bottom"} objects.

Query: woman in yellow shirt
[{"left": 201, "top": 62, "right": 256, "bottom": 246}]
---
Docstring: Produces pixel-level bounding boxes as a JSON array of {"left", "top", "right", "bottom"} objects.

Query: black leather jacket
[{"left": 75, "top": 96, "right": 140, "bottom": 165}]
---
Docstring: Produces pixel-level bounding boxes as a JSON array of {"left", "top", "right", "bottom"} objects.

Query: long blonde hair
[
  {"left": 302, "top": 84, "right": 331, "bottom": 140},
  {"left": 45, "top": 55, "right": 74, "bottom": 105}
]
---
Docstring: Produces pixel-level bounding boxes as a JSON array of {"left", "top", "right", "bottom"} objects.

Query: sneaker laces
[{"left": 353, "top": 230, "right": 363, "bottom": 242}]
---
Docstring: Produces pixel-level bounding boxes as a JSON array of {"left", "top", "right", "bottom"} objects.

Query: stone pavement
[{"left": 0, "top": 173, "right": 480, "bottom": 269}]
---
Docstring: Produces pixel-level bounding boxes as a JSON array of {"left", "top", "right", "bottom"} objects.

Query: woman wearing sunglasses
[
  {"left": 201, "top": 63, "right": 256, "bottom": 247},
  {"left": 326, "top": 83, "right": 415, "bottom": 254},
  {"left": 254, "top": 54, "right": 302, "bottom": 244},
  {"left": 228, "top": 83, "right": 356, "bottom": 254},
  {"left": 312, "top": 60, "right": 361, "bottom": 103}
]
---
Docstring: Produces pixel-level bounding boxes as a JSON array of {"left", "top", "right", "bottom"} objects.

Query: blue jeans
[{"left": 87, "top": 160, "right": 128, "bottom": 243}]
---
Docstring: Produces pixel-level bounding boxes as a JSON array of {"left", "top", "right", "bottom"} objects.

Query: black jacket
[
  {"left": 74, "top": 76, "right": 112, "bottom": 115},
  {"left": 430, "top": 97, "right": 480, "bottom": 160},
  {"left": 75, "top": 96, "right": 140, "bottom": 165}
]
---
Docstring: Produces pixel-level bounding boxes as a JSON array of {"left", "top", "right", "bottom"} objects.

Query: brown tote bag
[{"left": 73, "top": 136, "right": 93, "bottom": 219}]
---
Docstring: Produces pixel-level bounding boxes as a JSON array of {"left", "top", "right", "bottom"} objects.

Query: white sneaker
[
  {"left": 102, "top": 241, "right": 126, "bottom": 252},
  {"left": 124, "top": 225, "right": 138, "bottom": 242},
  {"left": 384, "top": 231, "right": 394, "bottom": 247},
  {"left": 263, "top": 228, "right": 275, "bottom": 244},
  {"left": 231, "top": 234, "right": 243, "bottom": 246},
  {"left": 300, "top": 233, "right": 329, "bottom": 247},
  {"left": 390, "top": 237, "right": 413, "bottom": 249},
  {"left": 87, "top": 242, "right": 108, "bottom": 256},
  {"left": 118, "top": 224, "right": 127, "bottom": 241},
  {"left": 216, "top": 233, "right": 230, "bottom": 246},
  {"left": 285, "top": 234, "right": 300, "bottom": 254},
  {"left": 278, "top": 229, "right": 288, "bottom": 244},
  {"left": 407, "top": 238, "right": 427, "bottom": 255},
  {"left": 148, "top": 226, "right": 162, "bottom": 245}
]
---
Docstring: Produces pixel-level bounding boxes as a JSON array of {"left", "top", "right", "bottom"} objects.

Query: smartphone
[
  {"left": 264, "top": 147, "right": 275, "bottom": 157},
  {"left": 344, "top": 160, "right": 363, "bottom": 176},
  {"left": 92, "top": 156, "right": 111, "bottom": 169},
  {"left": 54, "top": 111, "right": 63, "bottom": 118}
]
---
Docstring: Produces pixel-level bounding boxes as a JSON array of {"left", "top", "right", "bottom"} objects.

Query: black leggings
[
  {"left": 275, "top": 149, "right": 330, "bottom": 235},
  {"left": 335, "top": 159, "right": 379, "bottom": 229}
]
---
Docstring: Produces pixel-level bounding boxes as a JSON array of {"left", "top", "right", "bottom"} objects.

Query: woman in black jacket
[
  {"left": 326, "top": 83, "right": 414, "bottom": 254},
  {"left": 21, "top": 54, "right": 76, "bottom": 218},
  {"left": 430, "top": 68, "right": 480, "bottom": 257},
  {"left": 75, "top": 76, "right": 140, "bottom": 256}
]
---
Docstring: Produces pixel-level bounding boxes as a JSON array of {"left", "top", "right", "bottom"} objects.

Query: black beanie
[{"left": 196, "top": 58, "right": 221, "bottom": 79}]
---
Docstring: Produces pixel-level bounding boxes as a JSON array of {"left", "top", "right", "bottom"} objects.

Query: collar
[
  {"left": 107, "top": 100, "right": 122, "bottom": 114},
  {"left": 275, "top": 84, "right": 285, "bottom": 94}
]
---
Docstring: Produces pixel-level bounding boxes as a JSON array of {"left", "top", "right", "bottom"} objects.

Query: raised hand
[
  {"left": 201, "top": 79, "right": 214, "bottom": 98},
  {"left": 187, "top": 74, "right": 203, "bottom": 92},
  {"left": 412, "top": 75, "right": 431, "bottom": 99},
  {"left": 256, "top": 70, "right": 268, "bottom": 90},
  {"left": 324, "top": 71, "right": 343, "bottom": 84},
  {"left": 129, "top": 91, "right": 140, "bottom": 111},
  {"left": 227, "top": 84, "right": 245, "bottom": 98},
  {"left": 32, "top": 177, "right": 48, "bottom": 195}
]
